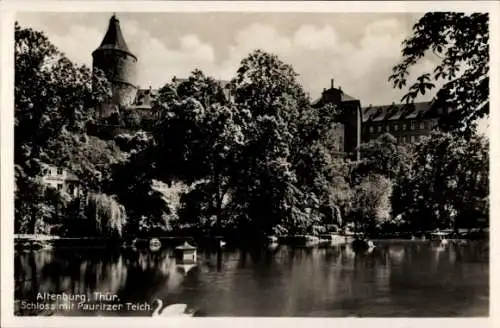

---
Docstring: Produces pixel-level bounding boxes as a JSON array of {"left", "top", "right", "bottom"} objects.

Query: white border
[{"left": 1, "top": 2, "right": 499, "bottom": 328}]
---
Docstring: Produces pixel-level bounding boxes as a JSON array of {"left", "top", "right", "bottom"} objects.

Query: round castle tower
[{"left": 92, "top": 14, "right": 138, "bottom": 108}]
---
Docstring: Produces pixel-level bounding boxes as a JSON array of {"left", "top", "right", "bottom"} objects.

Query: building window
[
  {"left": 419, "top": 122, "right": 425, "bottom": 130},
  {"left": 402, "top": 136, "right": 407, "bottom": 143},
  {"left": 57, "top": 184, "right": 63, "bottom": 190},
  {"left": 410, "top": 121, "right": 416, "bottom": 131},
  {"left": 402, "top": 123, "right": 407, "bottom": 131},
  {"left": 57, "top": 167, "right": 63, "bottom": 175},
  {"left": 377, "top": 126, "right": 382, "bottom": 133},
  {"left": 385, "top": 125, "right": 390, "bottom": 132},
  {"left": 410, "top": 135, "right": 416, "bottom": 143},
  {"left": 369, "top": 126, "right": 374, "bottom": 133},
  {"left": 394, "top": 124, "right": 399, "bottom": 131}
]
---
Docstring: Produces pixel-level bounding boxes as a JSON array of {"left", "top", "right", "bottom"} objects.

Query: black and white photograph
[{"left": 1, "top": 1, "right": 496, "bottom": 325}]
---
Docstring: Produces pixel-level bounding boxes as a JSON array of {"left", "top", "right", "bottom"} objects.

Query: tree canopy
[{"left": 389, "top": 13, "right": 489, "bottom": 136}]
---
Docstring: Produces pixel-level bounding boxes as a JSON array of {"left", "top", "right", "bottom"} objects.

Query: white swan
[{"left": 152, "top": 299, "right": 194, "bottom": 317}]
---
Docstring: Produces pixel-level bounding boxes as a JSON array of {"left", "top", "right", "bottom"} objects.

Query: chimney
[{"left": 331, "top": 79, "right": 334, "bottom": 89}]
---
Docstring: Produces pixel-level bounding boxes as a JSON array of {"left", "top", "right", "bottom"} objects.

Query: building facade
[
  {"left": 361, "top": 102, "right": 441, "bottom": 144},
  {"left": 313, "top": 80, "right": 446, "bottom": 160},
  {"left": 40, "top": 164, "right": 80, "bottom": 198},
  {"left": 312, "top": 79, "right": 362, "bottom": 161},
  {"left": 92, "top": 14, "right": 138, "bottom": 108}
]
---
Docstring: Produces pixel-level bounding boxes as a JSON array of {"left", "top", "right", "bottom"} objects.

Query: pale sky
[{"left": 15, "top": 12, "right": 489, "bottom": 134}]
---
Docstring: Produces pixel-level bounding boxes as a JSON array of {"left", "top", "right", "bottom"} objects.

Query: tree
[
  {"left": 350, "top": 174, "right": 393, "bottom": 235},
  {"left": 44, "top": 132, "right": 126, "bottom": 192},
  {"left": 123, "top": 110, "right": 142, "bottom": 129},
  {"left": 109, "top": 70, "right": 247, "bottom": 235},
  {"left": 229, "top": 50, "right": 327, "bottom": 236},
  {"left": 15, "top": 23, "right": 112, "bottom": 234},
  {"left": 355, "top": 133, "right": 413, "bottom": 181},
  {"left": 64, "top": 192, "right": 127, "bottom": 238},
  {"left": 15, "top": 22, "right": 111, "bottom": 171},
  {"left": 394, "top": 131, "right": 488, "bottom": 231},
  {"left": 389, "top": 13, "right": 489, "bottom": 136},
  {"left": 114, "top": 131, "right": 154, "bottom": 155}
]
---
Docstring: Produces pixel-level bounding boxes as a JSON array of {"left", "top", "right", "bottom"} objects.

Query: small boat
[
  {"left": 175, "top": 242, "right": 197, "bottom": 263},
  {"left": 267, "top": 236, "right": 279, "bottom": 244},
  {"left": 430, "top": 231, "right": 450, "bottom": 245},
  {"left": 351, "top": 238, "right": 375, "bottom": 253},
  {"left": 149, "top": 238, "right": 162, "bottom": 251}
]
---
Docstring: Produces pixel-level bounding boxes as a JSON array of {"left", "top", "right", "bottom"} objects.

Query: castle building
[
  {"left": 92, "top": 15, "right": 445, "bottom": 160},
  {"left": 313, "top": 80, "right": 446, "bottom": 160},
  {"left": 311, "top": 79, "right": 362, "bottom": 161},
  {"left": 92, "top": 15, "right": 233, "bottom": 125},
  {"left": 92, "top": 14, "right": 138, "bottom": 109},
  {"left": 361, "top": 101, "right": 441, "bottom": 144}
]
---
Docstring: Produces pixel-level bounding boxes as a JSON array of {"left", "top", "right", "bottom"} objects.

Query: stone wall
[{"left": 93, "top": 49, "right": 138, "bottom": 107}]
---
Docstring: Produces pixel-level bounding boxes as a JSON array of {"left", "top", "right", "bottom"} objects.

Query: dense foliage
[
  {"left": 393, "top": 132, "right": 488, "bottom": 231},
  {"left": 14, "top": 22, "right": 124, "bottom": 234},
  {"left": 15, "top": 14, "right": 489, "bottom": 240},
  {"left": 389, "top": 12, "right": 489, "bottom": 137}
]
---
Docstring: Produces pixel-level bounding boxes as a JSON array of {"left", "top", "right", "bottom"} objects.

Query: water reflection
[{"left": 15, "top": 241, "right": 489, "bottom": 317}]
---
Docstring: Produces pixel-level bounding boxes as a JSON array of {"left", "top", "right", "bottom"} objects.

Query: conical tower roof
[{"left": 94, "top": 14, "right": 136, "bottom": 58}]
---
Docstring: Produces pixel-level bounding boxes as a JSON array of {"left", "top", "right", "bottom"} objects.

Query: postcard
[{"left": 1, "top": 1, "right": 497, "bottom": 328}]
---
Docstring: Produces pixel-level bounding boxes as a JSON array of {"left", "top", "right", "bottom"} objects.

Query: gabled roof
[
  {"left": 340, "top": 93, "right": 358, "bottom": 102},
  {"left": 311, "top": 88, "right": 359, "bottom": 108},
  {"left": 361, "top": 101, "right": 436, "bottom": 123},
  {"left": 130, "top": 78, "right": 231, "bottom": 109},
  {"left": 94, "top": 15, "right": 135, "bottom": 58},
  {"left": 134, "top": 88, "right": 159, "bottom": 106}
]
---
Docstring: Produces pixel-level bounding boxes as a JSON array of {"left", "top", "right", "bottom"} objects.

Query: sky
[{"left": 15, "top": 11, "right": 489, "bottom": 134}]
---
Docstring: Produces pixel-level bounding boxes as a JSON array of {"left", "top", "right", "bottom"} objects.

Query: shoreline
[{"left": 14, "top": 232, "right": 489, "bottom": 251}]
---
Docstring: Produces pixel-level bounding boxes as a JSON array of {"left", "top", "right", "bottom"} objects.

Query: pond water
[{"left": 14, "top": 240, "right": 489, "bottom": 317}]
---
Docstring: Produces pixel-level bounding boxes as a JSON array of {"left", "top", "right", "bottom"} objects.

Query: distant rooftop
[
  {"left": 129, "top": 78, "right": 232, "bottom": 109},
  {"left": 361, "top": 101, "right": 437, "bottom": 123},
  {"left": 94, "top": 14, "right": 135, "bottom": 58}
]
